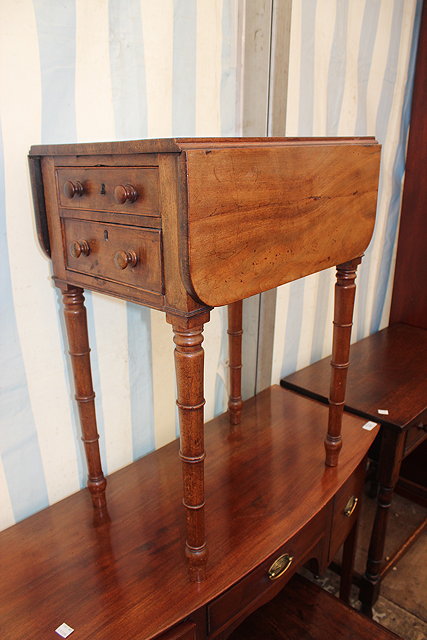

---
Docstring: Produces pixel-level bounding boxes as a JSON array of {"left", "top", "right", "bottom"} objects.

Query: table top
[
  {"left": 0, "top": 387, "right": 377, "bottom": 640},
  {"left": 282, "top": 323, "right": 427, "bottom": 430},
  {"left": 29, "top": 136, "right": 377, "bottom": 156}
]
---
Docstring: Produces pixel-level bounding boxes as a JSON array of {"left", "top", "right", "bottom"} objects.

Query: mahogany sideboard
[{"left": 1, "top": 138, "right": 381, "bottom": 639}]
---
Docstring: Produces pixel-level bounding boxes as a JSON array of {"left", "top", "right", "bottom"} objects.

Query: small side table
[{"left": 281, "top": 322, "right": 427, "bottom": 614}]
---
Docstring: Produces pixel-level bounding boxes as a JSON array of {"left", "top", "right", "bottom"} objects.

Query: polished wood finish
[
  {"left": 114, "top": 183, "right": 139, "bottom": 204},
  {"left": 0, "top": 388, "right": 378, "bottom": 640},
  {"left": 63, "top": 179, "right": 84, "bottom": 199},
  {"left": 29, "top": 135, "right": 379, "bottom": 157},
  {"left": 30, "top": 137, "right": 380, "bottom": 310},
  {"left": 170, "top": 314, "right": 209, "bottom": 582},
  {"left": 60, "top": 284, "right": 107, "bottom": 510},
  {"left": 160, "top": 622, "right": 197, "bottom": 640},
  {"left": 28, "top": 155, "right": 50, "bottom": 256},
  {"left": 227, "top": 301, "right": 243, "bottom": 425},
  {"left": 325, "top": 258, "right": 361, "bottom": 466},
  {"left": 328, "top": 459, "right": 365, "bottom": 565},
  {"left": 389, "top": 1, "right": 427, "bottom": 330},
  {"left": 281, "top": 323, "right": 427, "bottom": 614},
  {"left": 282, "top": 324, "right": 427, "bottom": 432},
  {"left": 57, "top": 166, "right": 160, "bottom": 216},
  {"left": 228, "top": 574, "right": 402, "bottom": 640},
  {"left": 26, "top": 136, "right": 381, "bottom": 637},
  {"left": 183, "top": 142, "right": 379, "bottom": 306},
  {"left": 63, "top": 218, "right": 163, "bottom": 293}
]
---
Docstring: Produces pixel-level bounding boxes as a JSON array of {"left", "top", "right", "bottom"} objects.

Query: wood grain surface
[
  {"left": 29, "top": 136, "right": 376, "bottom": 157},
  {"left": 0, "top": 387, "right": 378, "bottom": 640},
  {"left": 281, "top": 323, "right": 427, "bottom": 430},
  {"left": 183, "top": 142, "right": 380, "bottom": 306}
]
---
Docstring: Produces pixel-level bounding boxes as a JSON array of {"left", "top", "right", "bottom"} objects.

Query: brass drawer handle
[
  {"left": 344, "top": 496, "right": 358, "bottom": 518},
  {"left": 70, "top": 239, "right": 90, "bottom": 258},
  {"left": 64, "top": 180, "right": 84, "bottom": 199},
  {"left": 114, "top": 184, "right": 138, "bottom": 204},
  {"left": 114, "top": 249, "right": 138, "bottom": 270},
  {"left": 268, "top": 553, "right": 294, "bottom": 581}
]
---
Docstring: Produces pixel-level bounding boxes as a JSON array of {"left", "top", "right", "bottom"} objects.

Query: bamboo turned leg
[
  {"left": 61, "top": 285, "right": 107, "bottom": 510},
  {"left": 227, "top": 301, "right": 243, "bottom": 425},
  {"left": 171, "top": 316, "right": 208, "bottom": 582},
  {"left": 325, "top": 257, "right": 361, "bottom": 467}
]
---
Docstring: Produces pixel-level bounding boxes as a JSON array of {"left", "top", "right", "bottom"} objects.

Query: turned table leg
[
  {"left": 60, "top": 285, "right": 107, "bottom": 510},
  {"left": 227, "top": 301, "right": 243, "bottom": 425},
  {"left": 170, "top": 314, "right": 209, "bottom": 582},
  {"left": 359, "top": 429, "right": 406, "bottom": 616},
  {"left": 325, "top": 257, "right": 361, "bottom": 467}
]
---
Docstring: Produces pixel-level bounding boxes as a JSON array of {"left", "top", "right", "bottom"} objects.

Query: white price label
[
  {"left": 55, "top": 623, "right": 74, "bottom": 638},
  {"left": 377, "top": 409, "right": 389, "bottom": 415},
  {"left": 363, "top": 421, "right": 378, "bottom": 431}
]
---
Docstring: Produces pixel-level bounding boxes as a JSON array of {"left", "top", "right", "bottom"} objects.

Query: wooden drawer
[
  {"left": 57, "top": 166, "right": 160, "bottom": 216},
  {"left": 154, "top": 621, "right": 197, "bottom": 640},
  {"left": 207, "top": 508, "right": 327, "bottom": 637},
  {"left": 329, "top": 460, "right": 366, "bottom": 562},
  {"left": 63, "top": 218, "right": 163, "bottom": 294},
  {"left": 404, "top": 409, "right": 427, "bottom": 456}
]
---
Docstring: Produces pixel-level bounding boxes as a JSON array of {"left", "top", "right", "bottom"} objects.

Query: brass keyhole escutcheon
[
  {"left": 268, "top": 553, "right": 294, "bottom": 581},
  {"left": 344, "top": 496, "right": 358, "bottom": 518}
]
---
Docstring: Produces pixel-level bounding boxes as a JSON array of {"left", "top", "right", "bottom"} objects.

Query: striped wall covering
[
  {"left": 0, "top": 0, "right": 240, "bottom": 530},
  {"left": 0, "top": 0, "right": 422, "bottom": 532},
  {"left": 271, "top": 0, "right": 423, "bottom": 383}
]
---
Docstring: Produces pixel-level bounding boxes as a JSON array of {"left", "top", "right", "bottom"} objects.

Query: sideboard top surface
[{"left": 0, "top": 387, "right": 378, "bottom": 640}]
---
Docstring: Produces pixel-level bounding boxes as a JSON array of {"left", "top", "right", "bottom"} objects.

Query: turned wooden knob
[
  {"left": 114, "top": 249, "right": 138, "bottom": 269},
  {"left": 70, "top": 240, "right": 91, "bottom": 258},
  {"left": 114, "top": 184, "right": 138, "bottom": 204},
  {"left": 64, "top": 180, "right": 84, "bottom": 199}
]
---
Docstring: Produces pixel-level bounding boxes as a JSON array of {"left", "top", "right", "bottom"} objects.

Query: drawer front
[
  {"left": 57, "top": 167, "right": 160, "bottom": 216},
  {"left": 207, "top": 508, "right": 327, "bottom": 636},
  {"left": 404, "top": 410, "right": 427, "bottom": 456},
  {"left": 63, "top": 218, "right": 163, "bottom": 294},
  {"left": 154, "top": 621, "right": 196, "bottom": 640},
  {"left": 329, "top": 460, "right": 366, "bottom": 561}
]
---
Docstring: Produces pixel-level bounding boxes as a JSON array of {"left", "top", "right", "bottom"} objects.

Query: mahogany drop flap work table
[{"left": 1, "top": 138, "right": 382, "bottom": 639}]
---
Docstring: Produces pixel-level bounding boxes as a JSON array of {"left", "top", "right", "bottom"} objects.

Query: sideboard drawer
[
  {"left": 329, "top": 460, "right": 366, "bottom": 562},
  {"left": 207, "top": 508, "right": 327, "bottom": 637},
  {"left": 63, "top": 218, "right": 164, "bottom": 294},
  {"left": 154, "top": 621, "right": 197, "bottom": 640},
  {"left": 57, "top": 166, "right": 160, "bottom": 216}
]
